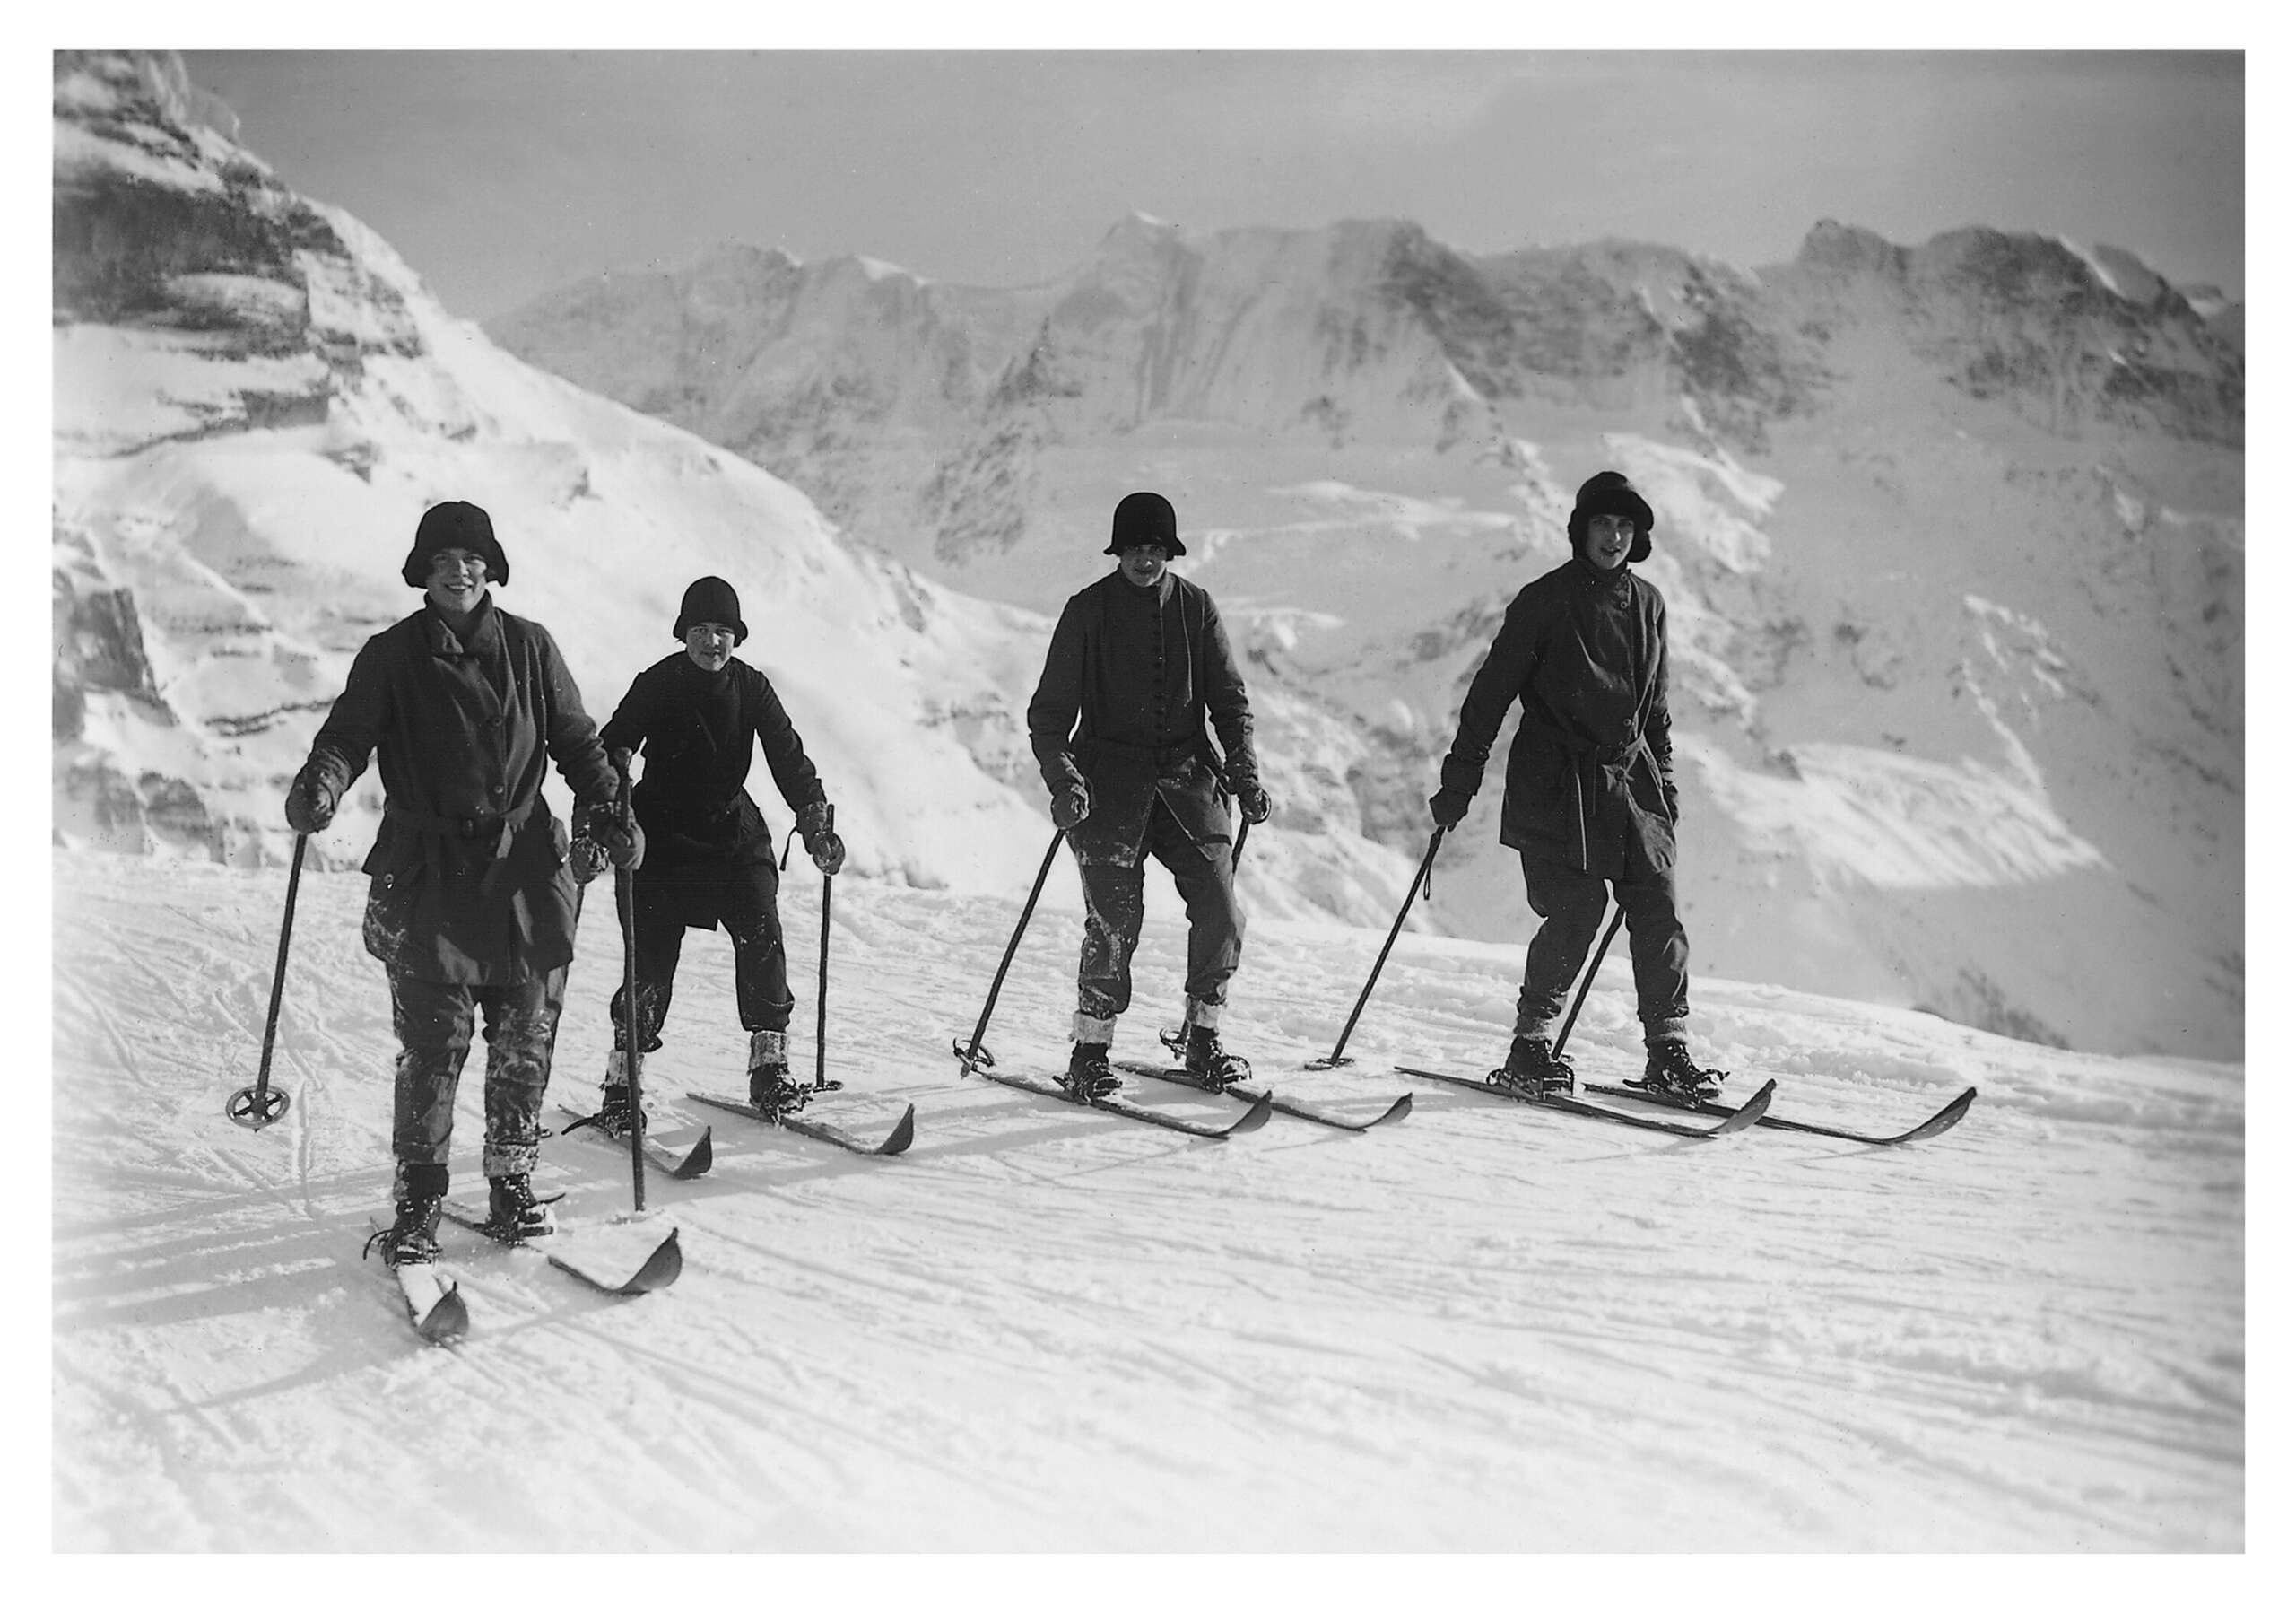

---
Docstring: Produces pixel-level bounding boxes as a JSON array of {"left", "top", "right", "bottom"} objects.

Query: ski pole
[
  {"left": 1306, "top": 827, "right": 1444, "bottom": 1070},
  {"left": 952, "top": 828, "right": 1065, "bottom": 1073},
  {"left": 1552, "top": 903, "right": 1626, "bottom": 1060},
  {"left": 1231, "top": 816, "right": 1251, "bottom": 870},
  {"left": 613, "top": 755, "right": 647, "bottom": 1213},
  {"left": 226, "top": 832, "right": 307, "bottom": 1129},
  {"left": 815, "top": 803, "right": 833, "bottom": 1090}
]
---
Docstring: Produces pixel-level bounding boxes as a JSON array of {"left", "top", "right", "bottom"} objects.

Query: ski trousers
[
  {"left": 1073, "top": 797, "right": 1242, "bottom": 1020},
  {"left": 386, "top": 964, "right": 568, "bottom": 1179},
  {"left": 1515, "top": 854, "right": 1689, "bottom": 1042},
  {"left": 608, "top": 862, "right": 794, "bottom": 1054}
]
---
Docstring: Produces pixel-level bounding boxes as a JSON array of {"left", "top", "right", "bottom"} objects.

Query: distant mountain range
[
  {"left": 53, "top": 51, "right": 2243, "bottom": 1059},
  {"left": 488, "top": 202, "right": 2243, "bottom": 1060}
]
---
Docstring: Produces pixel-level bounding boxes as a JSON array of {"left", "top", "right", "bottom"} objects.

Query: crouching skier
[
  {"left": 1428, "top": 470, "right": 1719, "bottom": 1103},
  {"left": 285, "top": 500, "right": 642, "bottom": 1268},
  {"left": 1026, "top": 491, "right": 1272, "bottom": 1100},
  {"left": 590, "top": 576, "right": 846, "bottom": 1127}
]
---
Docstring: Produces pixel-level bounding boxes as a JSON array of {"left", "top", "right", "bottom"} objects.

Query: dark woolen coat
[
  {"left": 300, "top": 598, "right": 619, "bottom": 983},
  {"left": 1027, "top": 571, "right": 1257, "bottom": 867},
  {"left": 599, "top": 653, "right": 827, "bottom": 930},
  {"left": 1440, "top": 556, "right": 1677, "bottom": 879}
]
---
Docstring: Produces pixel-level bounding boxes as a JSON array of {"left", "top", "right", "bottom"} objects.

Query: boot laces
[{"left": 363, "top": 1191, "right": 443, "bottom": 1264}]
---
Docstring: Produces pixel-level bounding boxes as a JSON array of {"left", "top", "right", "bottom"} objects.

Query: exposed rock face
[{"left": 54, "top": 51, "right": 428, "bottom": 452}]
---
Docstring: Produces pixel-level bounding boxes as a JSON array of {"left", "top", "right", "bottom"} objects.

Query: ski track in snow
[{"left": 51, "top": 850, "right": 2241, "bottom": 1550}]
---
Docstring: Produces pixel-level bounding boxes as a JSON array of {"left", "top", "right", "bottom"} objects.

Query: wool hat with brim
[
  {"left": 1567, "top": 470, "right": 1655, "bottom": 563},
  {"left": 1104, "top": 490, "right": 1187, "bottom": 558},
  {"left": 402, "top": 500, "right": 509, "bottom": 587},
  {"left": 674, "top": 575, "right": 748, "bottom": 645}
]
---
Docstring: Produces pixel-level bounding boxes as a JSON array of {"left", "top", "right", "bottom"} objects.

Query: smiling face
[
  {"left": 423, "top": 548, "right": 491, "bottom": 616},
  {"left": 1582, "top": 512, "right": 1638, "bottom": 571},
  {"left": 683, "top": 622, "right": 739, "bottom": 673},
  {"left": 1118, "top": 542, "right": 1170, "bottom": 589}
]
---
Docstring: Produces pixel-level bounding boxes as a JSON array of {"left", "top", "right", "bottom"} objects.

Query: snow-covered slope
[
  {"left": 51, "top": 849, "right": 2244, "bottom": 1549},
  {"left": 492, "top": 212, "right": 2243, "bottom": 1060}
]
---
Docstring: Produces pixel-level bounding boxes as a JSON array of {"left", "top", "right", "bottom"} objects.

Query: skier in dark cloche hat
[
  {"left": 1025, "top": 490, "right": 1271, "bottom": 1099},
  {"left": 586, "top": 575, "right": 846, "bottom": 1130},
  {"left": 1428, "top": 469, "right": 1721, "bottom": 1104}
]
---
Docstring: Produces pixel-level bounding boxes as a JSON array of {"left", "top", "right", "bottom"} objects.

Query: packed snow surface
[{"left": 51, "top": 849, "right": 2240, "bottom": 1550}]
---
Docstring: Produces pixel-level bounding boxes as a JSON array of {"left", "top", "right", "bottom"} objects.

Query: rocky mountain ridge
[{"left": 488, "top": 202, "right": 2242, "bottom": 1059}]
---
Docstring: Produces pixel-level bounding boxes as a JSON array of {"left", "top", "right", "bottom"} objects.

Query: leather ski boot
[
  {"left": 485, "top": 1171, "right": 557, "bottom": 1241},
  {"left": 747, "top": 1030, "right": 807, "bottom": 1118},
  {"left": 596, "top": 1047, "right": 645, "bottom": 1136},
  {"left": 1161, "top": 1021, "right": 1249, "bottom": 1090},
  {"left": 1639, "top": 1039, "right": 1725, "bottom": 1104},
  {"left": 1490, "top": 1035, "right": 1574, "bottom": 1096},
  {"left": 1060, "top": 1041, "right": 1120, "bottom": 1102},
  {"left": 363, "top": 1162, "right": 448, "bottom": 1267}
]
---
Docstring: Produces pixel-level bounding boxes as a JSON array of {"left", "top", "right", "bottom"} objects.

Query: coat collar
[
  {"left": 421, "top": 594, "right": 500, "bottom": 657},
  {"left": 1104, "top": 569, "right": 1175, "bottom": 606}
]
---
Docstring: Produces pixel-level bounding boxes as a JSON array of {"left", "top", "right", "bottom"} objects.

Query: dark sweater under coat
[{"left": 1441, "top": 556, "right": 1677, "bottom": 879}]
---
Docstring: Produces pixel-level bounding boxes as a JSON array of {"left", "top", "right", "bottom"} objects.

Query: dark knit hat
[
  {"left": 673, "top": 575, "right": 748, "bottom": 645},
  {"left": 1104, "top": 490, "right": 1186, "bottom": 558},
  {"left": 1567, "top": 471, "right": 1654, "bottom": 563},
  {"left": 402, "top": 500, "right": 509, "bottom": 588}
]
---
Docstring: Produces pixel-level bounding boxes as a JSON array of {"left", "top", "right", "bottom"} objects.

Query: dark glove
[
  {"left": 1050, "top": 781, "right": 1092, "bottom": 831},
  {"left": 1236, "top": 783, "right": 1272, "bottom": 825},
  {"left": 570, "top": 830, "right": 610, "bottom": 886},
  {"left": 581, "top": 801, "right": 645, "bottom": 871},
  {"left": 1429, "top": 788, "right": 1471, "bottom": 831},
  {"left": 796, "top": 802, "right": 846, "bottom": 877},
  {"left": 284, "top": 769, "right": 335, "bottom": 834}
]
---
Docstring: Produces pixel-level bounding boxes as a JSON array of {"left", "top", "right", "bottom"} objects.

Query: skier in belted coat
[
  {"left": 285, "top": 500, "right": 641, "bottom": 1266},
  {"left": 1429, "top": 470, "right": 1720, "bottom": 1103},
  {"left": 1026, "top": 491, "right": 1272, "bottom": 1100}
]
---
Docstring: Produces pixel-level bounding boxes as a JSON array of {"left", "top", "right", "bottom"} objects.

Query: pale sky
[{"left": 178, "top": 49, "right": 2245, "bottom": 323}]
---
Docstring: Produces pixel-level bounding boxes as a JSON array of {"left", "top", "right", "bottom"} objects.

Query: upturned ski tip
[
  {"left": 1708, "top": 1077, "right": 1777, "bottom": 1136},
  {"left": 414, "top": 1278, "right": 471, "bottom": 1342},
  {"left": 1226, "top": 1088, "right": 1276, "bottom": 1135}
]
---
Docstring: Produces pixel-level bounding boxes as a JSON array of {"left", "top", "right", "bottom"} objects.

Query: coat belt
[{"left": 386, "top": 796, "right": 536, "bottom": 860}]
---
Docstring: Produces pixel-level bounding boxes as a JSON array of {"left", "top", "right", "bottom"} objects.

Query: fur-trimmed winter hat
[
  {"left": 402, "top": 500, "right": 509, "bottom": 588},
  {"left": 1105, "top": 490, "right": 1186, "bottom": 558},
  {"left": 674, "top": 575, "right": 748, "bottom": 645},
  {"left": 1567, "top": 471, "right": 1654, "bottom": 563}
]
